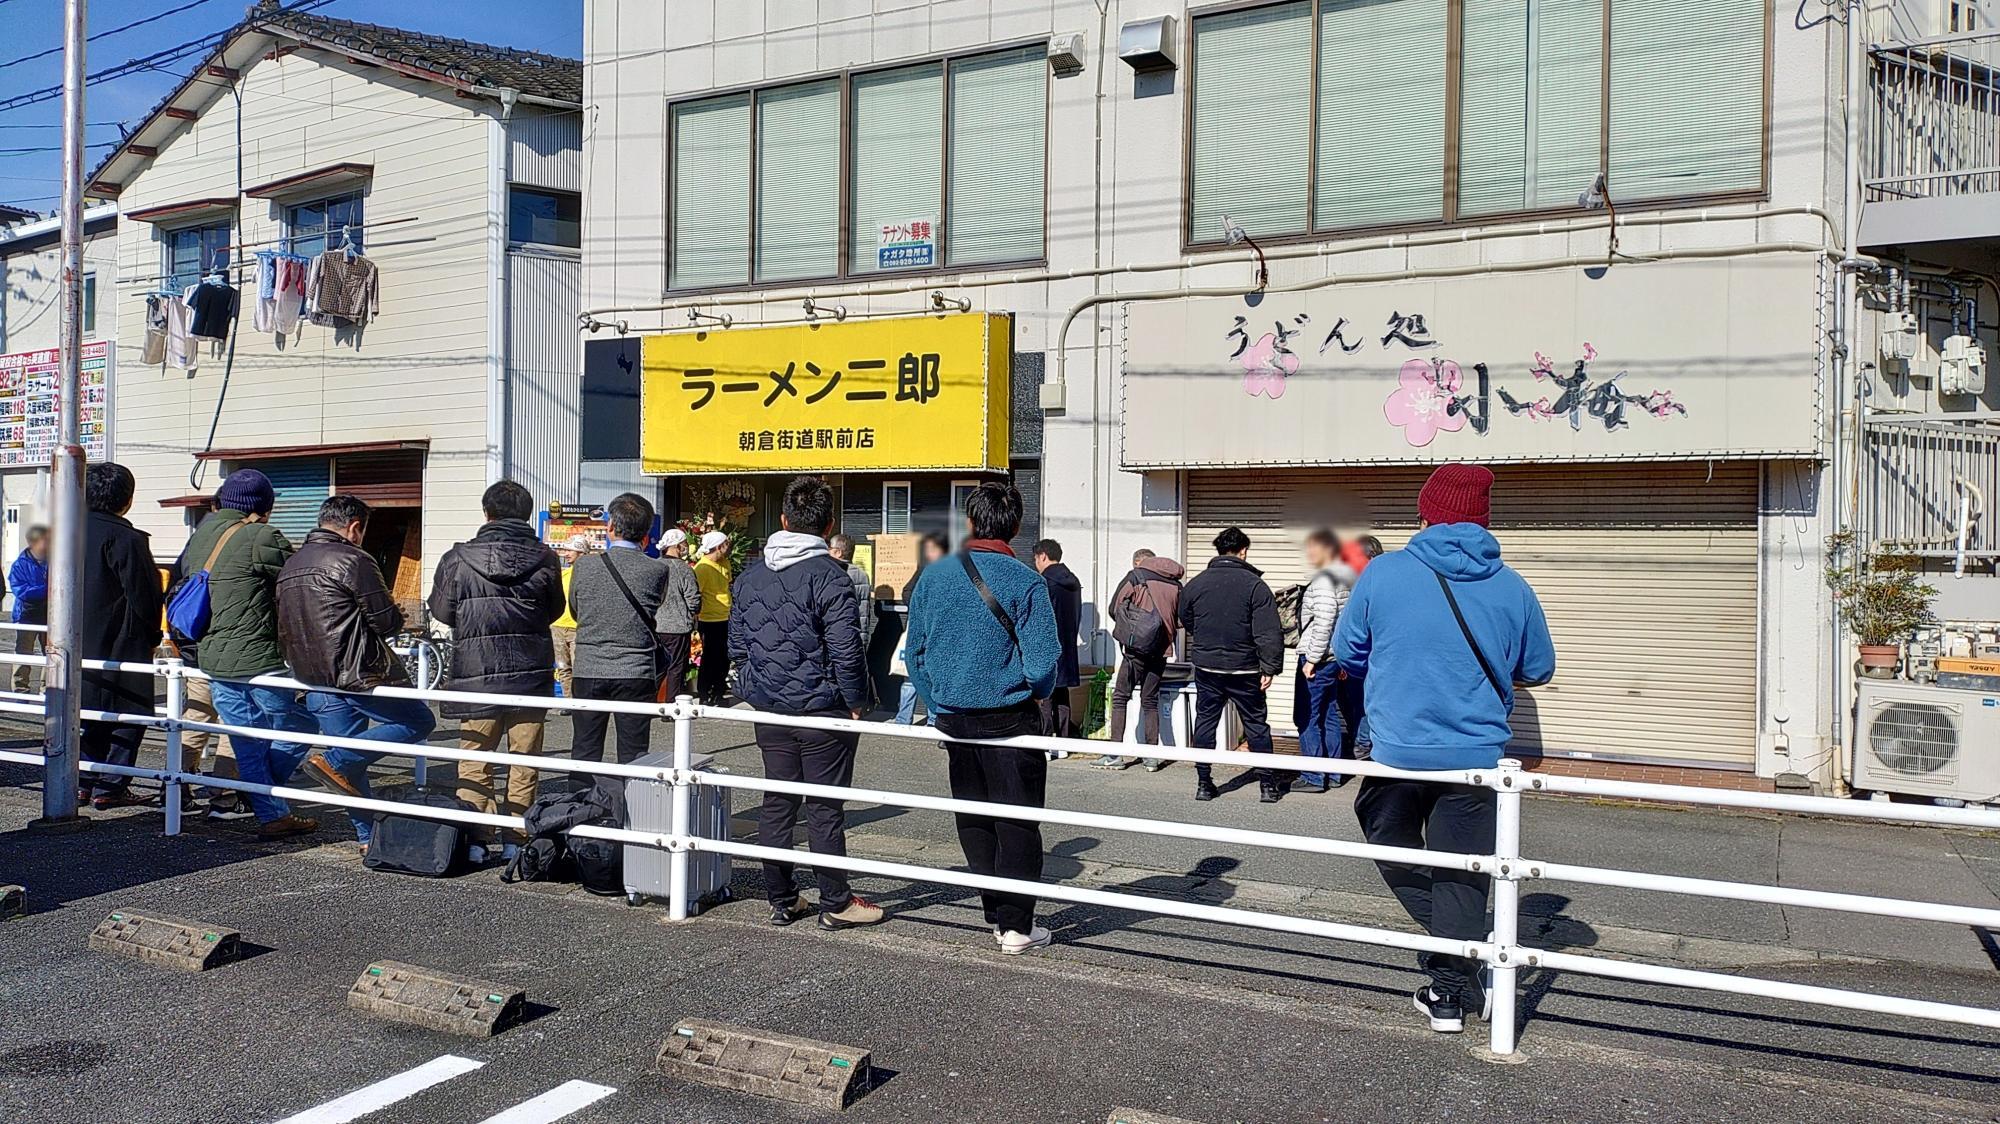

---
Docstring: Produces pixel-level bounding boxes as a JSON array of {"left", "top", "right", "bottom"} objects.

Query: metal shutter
[
  {"left": 1186, "top": 462, "right": 1758, "bottom": 768},
  {"left": 258, "top": 457, "right": 332, "bottom": 546}
]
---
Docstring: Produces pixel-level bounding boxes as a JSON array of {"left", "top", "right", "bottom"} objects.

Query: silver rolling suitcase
[{"left": 624, "top": 751, "right": 735, "bottom": 912}]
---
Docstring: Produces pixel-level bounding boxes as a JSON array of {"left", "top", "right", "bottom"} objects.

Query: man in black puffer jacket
[
  {"left": 428, "top": 480, "right": 565, "bottom": 862},
  {"left": 729, "top": 476, "right": 881, "bottom": 931}
]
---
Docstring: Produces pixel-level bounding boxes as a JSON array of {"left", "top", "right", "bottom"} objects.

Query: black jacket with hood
[
  {"left": 727, "top": 530, "right": 867, "bottom": 713},
  {"left": 427, "top": 519, "right": 565, "bottom": 718},
  {"left": 1041, "top": 561, "right": 1083, "bottom": 689},
  {"left": 1178, "top": 554, "right": 1284, "bottom": 675}
]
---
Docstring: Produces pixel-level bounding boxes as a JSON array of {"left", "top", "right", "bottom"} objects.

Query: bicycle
[{"left": 392, "top": 602, "right": 453, "bottom": 691}]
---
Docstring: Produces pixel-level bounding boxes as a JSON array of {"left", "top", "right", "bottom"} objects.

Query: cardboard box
[
  {"left": 868, "top": 533, "right": 923, "bottom": 601},
  {"left": 1937, "top": 657, "right": 2000, "bottom": 676}
]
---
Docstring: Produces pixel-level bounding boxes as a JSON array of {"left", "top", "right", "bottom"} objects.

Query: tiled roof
[{"left": 263, "top": 9, "right": 582, "bottom": 105}]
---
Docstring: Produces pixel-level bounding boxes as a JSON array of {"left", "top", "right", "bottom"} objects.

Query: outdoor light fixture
[
  {"left": 930, "top": 290, "right": 972, "bottom": 313},
  {"left": 687, "top": 308, "right": 730, "bottom": 329},
  {"left": 1578, "top": 172, "right": 1608, "bottom": 210},
  {"left": 1221, "top": 214, "right": 1269, "bottom": 290},
  {"left": 803, "top": 296, "right": 847, "bottom": 322}
]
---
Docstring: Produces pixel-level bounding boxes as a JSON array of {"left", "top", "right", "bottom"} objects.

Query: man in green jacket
[{"left": 171, "top": 469, "right": 319, "bottom": 839}]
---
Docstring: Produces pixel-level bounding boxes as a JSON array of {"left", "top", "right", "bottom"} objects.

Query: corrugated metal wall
[
  {"left": 259, "top": 458, "right": 332, "bottom": 545},
  {"left": 507, "top": 109, "right": 582, "bottom": 192},
  {"left": 506, "top": 248, "right": 582, "bottom": 509},
  {"left": 1186, "top": 462, "right": 1760, "bottom": 768}
]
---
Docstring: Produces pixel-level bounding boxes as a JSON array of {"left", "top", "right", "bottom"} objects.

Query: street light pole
[{"left": 42, "top": 0, "right": 89, "bottom": 823}]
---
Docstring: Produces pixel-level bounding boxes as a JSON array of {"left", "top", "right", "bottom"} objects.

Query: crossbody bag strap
[
  {"left": 199, "top": 518, "right": 251, "bottom": 576},
  {"left": 600, "top": 552, "right": 656, "bottom": 633},
  {"left": 958, "top": 550, "right": 1019, "bottom": 652},
  {"left": 1432, "top": 569, "right": 1507, "bottom": 703}
]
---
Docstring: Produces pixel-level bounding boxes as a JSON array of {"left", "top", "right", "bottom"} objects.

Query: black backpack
[
  {"left": 1111, "top": 570, "right": 1172, "bottom": 656},
  {"left": 364, "top": 787, "right": 477, "bottom": 878},
  {"left": 508, "top": 785, "right": 626, "bottom": 896}
]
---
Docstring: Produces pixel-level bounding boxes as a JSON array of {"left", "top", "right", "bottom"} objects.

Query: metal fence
[
  {"left": 1868, "top": 29, "right": 2000, "bottom": 201},
  {"left": 1864, "top": 416, "right": 1997, "bottom": 561},
  {"left": 2, "top": 643, "right": 1999, "bottom": 1059}
]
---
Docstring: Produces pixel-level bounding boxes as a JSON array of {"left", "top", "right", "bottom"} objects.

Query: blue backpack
[{"left": 166, "top": 519, "right": 251, "bottom": 642}]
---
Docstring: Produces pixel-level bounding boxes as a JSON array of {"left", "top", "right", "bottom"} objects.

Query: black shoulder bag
[
  {"left": 600, "top": 552, "right": 669, "bottom": 679},
  {"left": 958, "top": 551, "right": 1020, "bottom": 653},
  {"left": 1432, "top": 570, "right": 1507, "bottom": 703}
]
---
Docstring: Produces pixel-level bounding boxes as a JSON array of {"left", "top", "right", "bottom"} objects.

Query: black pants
[
  {"left": 1191, "top": 669, "right": 1274, "bottom": 783},
  {"left": 1355, "top": 776, "right": 1496, "bottom": 1001},
  {"left": 1037, "top": 693, "right": 1074, "bottom": 740},
  {"left": 569, "top": 677, "right": 655, "bottom": 793},
  {"left": 756, "top": 714, "right": 860, "bottom": 911},
  {"left": 1108, "top": 651, "right": 1167, "bottom": 744},
  {"left": 696, "top": 620, "right": 731, "bottom": 704},
  {"left": 656, "top": 631, "right": 691, "bottom": 699},
  {"left": 80, "top": 720, "right": 145, "bottom": 797},
  {"left": 937, "top": 704, "right": 1047, "bottom": 936}
]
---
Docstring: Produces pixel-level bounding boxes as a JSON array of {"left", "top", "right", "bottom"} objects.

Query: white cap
[
  {"left": 699, "top": 530, "right": 729, "bottom": 555},
  {"left": 560, "top": 534, "right": 593, "bottom": 553},
  {"left": 660, "top": 527, "right": 687, "bottom": 549}
]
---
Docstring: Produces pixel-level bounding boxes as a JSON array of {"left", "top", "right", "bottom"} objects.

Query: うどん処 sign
[
  {"left": 640, "top": 313, "right": 1011, "bottom": 475},
  {"left": 1119, "top": 254, "right": 1822, "bottom": 467}
]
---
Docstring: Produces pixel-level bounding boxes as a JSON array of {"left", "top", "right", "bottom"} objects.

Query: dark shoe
[
  {"left": 1290, "top": 778, "right": 1327, "bottom": 795},
  {"left": 257, "top": 814, "right": 319, "bottom": 840},
  {"left": 1259, "top": 781, "right": 1282, "bottom": 804},
  {"left": 207, "top": 793, "right": 254, "bottom": 821},
  {"left": 76, "top": 787, "right": 90, "bottom": 808},
  {"left": 1413, "top": 985, "right": 1464, "bottom": 1033},
  {"left": 300, "top": 752, "right": 364, "bottom": 799},
  {"left": 818, "top": 895, "right": 886, "bottom": 930},
  {"left": 1327, "top": 776, "right": 1350, "bottom": 789},
  {"left": 1194, "top": 778, "right": 1218, "bottom": 802},
  {"left": 769, "top": 894, "right": 811, "bottom": 927},
  {"left": 91, "top": 790, "right": 151, "bottom": 811}
]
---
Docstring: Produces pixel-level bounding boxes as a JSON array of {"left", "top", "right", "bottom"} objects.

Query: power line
[
  {"left": 0, "top": 122, "right": 125, "bottom": 129},
  {"left": 1, "top": 0, "right": 228, "bottom": 70},
  {"left": 0, "top": 141, "right": 120, "bottom": 155}
]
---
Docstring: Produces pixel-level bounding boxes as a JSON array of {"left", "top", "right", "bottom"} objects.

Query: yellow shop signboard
[{"left": 640, "top": 314, "right": 1011, "bottom": 475}]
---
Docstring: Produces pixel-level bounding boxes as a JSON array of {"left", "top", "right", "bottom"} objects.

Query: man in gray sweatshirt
[
  {"left": 652, "top": 527, "right": 703, "bottom": 698},
  {"left": 568, "top": 492, "right": 669, "bottom": 780}
]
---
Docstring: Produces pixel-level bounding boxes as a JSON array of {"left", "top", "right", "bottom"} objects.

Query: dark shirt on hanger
[{"left": 188, "top": 281, "right": 239, "bottom": 340}]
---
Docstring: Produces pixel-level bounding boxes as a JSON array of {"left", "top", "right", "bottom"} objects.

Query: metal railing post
[
  {"left": 163, "top": 658, "right": 185, "bottom": 837},
  {"left": 1489, "top": 758, "right": 1525, "bottom": 1056},
  {"left": 668, "top": 694, "right": 695, "bottom": 922},
  {"left": 411, "top": 643, "right": 431, "bottom": 788}
]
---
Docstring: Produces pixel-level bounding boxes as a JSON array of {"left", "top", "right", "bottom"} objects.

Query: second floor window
[
  {"left": 1189, "top": 0, "right": 1767, "bottom": 243},
  {"left": 165, "top": 222, "right": 232, "bottom": 291},
  {"left": 510, "top": 187, "right": 582, "bottom": 248},
  {"left": 669, "top": 44, "right": 1048, "bottom": 291},
  {"left": 288, "top": 192, "right": 364, "bottom": 258}
]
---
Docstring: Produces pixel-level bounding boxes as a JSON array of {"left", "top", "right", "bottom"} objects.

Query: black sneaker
[
  {"left": 1259, "top": 781, "right": 1282, "bottom": 804},
  {"left": 1290, "top": 778, "right": 1326, "bottom": 795},
  {"left": 1465, "top": 959, "right": 1495, "bottom": 1022},
  {"left": 1194, "top": 778, "right": 1218, "bottom": 802},
  {"left": 769, "top": 894, "right": 811, "bottom": 927},
  {"left": 1413, "top": 985, "right": 1464, "bottom": 1033}
]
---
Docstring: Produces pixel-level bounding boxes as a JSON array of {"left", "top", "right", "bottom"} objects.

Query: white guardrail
[{"left": 2, "top": 636, "right": 1999, "bottom": 1058}]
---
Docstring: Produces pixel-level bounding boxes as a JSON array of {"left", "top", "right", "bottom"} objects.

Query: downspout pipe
[{"left": 1831, "top": 0, "right": 1874, "bottom": 790}]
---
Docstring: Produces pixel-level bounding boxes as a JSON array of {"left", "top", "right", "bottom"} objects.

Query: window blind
[
  {"left": 947, "top": 47, "right": 1047, "bottom": 266},
  {"left": 850, "top": 63, "right": 944, "bottom": 274},
  {"left": 1609, "top": 0, "right": 1764, "bottom": 201},
  {"left": 1190, "top": 2, "right": 1313, "bottom": 241},
  {"left": 755, "top": 80, "right": 842, "bottom": 282},
  {"left": 1317, "top": 0, "right": 1448, "bottom": 229},
  {"left": 670, "top": 94, "right": 752, "bottom": 289},
  {"left": 1459, "top": 0, "right": 1604, "bottom": 215}
]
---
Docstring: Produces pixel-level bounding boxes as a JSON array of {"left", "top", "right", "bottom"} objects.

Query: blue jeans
[
  {"left": 304, "top": 691, "right": 438, "bottom": 844},
  {"left": 895, "top": 679, "right": 919, "bottom": 725},
  {"left": 207, "top": 680, "right": 315, "bottom": 823},
  {"left": 1293, "top": 656, "right": 1348, "bottom": 787},
  {"left": 1336, "top": 671, "right": 1371, "bottom": 758}
]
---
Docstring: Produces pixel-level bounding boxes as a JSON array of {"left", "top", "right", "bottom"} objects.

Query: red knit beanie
[{"left": 1418, "top": 463, "right": 1494, "bottom": 527}]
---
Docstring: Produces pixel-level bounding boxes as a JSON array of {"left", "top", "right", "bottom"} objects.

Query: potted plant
[{"left": 1825, "top": 532, "right": 1937, "bottom": 673}]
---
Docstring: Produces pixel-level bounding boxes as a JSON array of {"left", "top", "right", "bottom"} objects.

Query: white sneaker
[
  {"left": 467, "top": 844, "right": 488, "bottom": 866},
  {"left": 502, "top": 844, "right": 521, "bottom": 863},
  {"left": 993, "top": 926, "right": 1005, "bottom": 946},
  {"left": 998, "top": 927, "right": 1053, "bottom": 955}
]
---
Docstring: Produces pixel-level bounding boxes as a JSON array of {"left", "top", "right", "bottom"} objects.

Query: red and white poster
[{"left": 0, "top": 340, "right": 111, "bottom": 469}]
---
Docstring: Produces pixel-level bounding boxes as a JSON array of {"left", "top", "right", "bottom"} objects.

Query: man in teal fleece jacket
[
  {"left": 905, "top": 481, "right": 1062, "bottom": 955},
  {"left": 1334, "top": 462, "right": 1554, "bottom": 1035}
]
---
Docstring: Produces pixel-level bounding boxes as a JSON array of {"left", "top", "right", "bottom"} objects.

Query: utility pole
[{"left": 42, "top": 0, "right": 88, "bottom": 823}]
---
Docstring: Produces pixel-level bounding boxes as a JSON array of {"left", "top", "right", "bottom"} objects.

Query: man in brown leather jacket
[{"left": 277, "top": 494, "right": 436, "bottom": 850}]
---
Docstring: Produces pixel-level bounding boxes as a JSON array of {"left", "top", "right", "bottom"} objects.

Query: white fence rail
[{"left": 3, "top": 642, "right": 2000, "bottom": 1059}]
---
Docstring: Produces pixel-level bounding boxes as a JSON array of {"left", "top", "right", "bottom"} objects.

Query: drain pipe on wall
[{"left": 1830, "top": 0, "right": 1874, "bottom": 791}]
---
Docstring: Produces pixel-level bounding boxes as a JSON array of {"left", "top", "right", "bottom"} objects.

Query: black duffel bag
[
  {"left": 363, "top": 786, "right": 478, "bottom": 878},
  {"left": 509, "top": 784, "right": 626, "bottom": 895}
]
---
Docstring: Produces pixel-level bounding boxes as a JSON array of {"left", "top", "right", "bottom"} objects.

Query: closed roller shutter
[
  {"left": 258, "top": 457, "right": 332, "bottom": 546},
  {"left": 1186, "top": 462, "right": 1758, "bottom": 769}
]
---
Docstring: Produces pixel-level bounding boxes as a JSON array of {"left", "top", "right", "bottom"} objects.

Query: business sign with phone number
[{"left": 0, "top": 341, "right": 111, "bottom": 468}]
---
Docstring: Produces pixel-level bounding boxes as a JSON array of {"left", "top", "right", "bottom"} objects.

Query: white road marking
[
  {"left": 475, "top": 1080, "right": 619, "bottom": 1124},
  {"left": 272, "top": 1054, "right": 486, "bottom": 1124}
]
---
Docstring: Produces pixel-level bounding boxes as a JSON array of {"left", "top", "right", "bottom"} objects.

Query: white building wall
[
  {"left": 582, "top": 0, "right": 1847, "bottom": 779},
  {"left": 506, "top": 247, "right": 583, "bottom": 507},
  {"left": 110, "top": 48, "right": 500, "bottom": 583},
  {"left": 508, "top": 109, "right": 584, "bottom": 193}
]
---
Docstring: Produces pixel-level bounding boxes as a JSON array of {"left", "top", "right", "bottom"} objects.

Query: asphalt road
[{"left": 4, "top": 738, "right": 2000, "bottom": 1124}]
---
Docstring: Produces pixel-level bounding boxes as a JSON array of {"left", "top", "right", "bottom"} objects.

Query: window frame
[
  {"left": 162, "top": 221, "right": 234, "bottom": 292},
  {"left": 285, "top": 191, "right": 366, "bottom": 259},
  {"left": 508, "top": 185, "right": 583, "bottom": 249},
  {"left": 1179, "top": 0, "right": 1773, "bottom": 251},
  {"left": 881, "top": 481, "right": 914, "bottom": 535},
  {"left": 663, "top": 40, "right": 1052, "bottom": 297}
]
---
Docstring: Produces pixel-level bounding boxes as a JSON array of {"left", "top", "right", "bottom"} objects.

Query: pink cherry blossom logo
[
  {"left": 1383, "top": 358, "right": 1466, "bottom": 447},
  {"left": 1237, "top": 332, "right": 1298, "bottom": 399}
]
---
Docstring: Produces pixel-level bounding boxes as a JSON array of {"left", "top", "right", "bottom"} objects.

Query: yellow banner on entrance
[{"left": 640, "top": 314, "right": 1011, "bottom": 475}]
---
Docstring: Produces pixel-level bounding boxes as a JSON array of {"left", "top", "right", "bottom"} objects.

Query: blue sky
[{"left": 0, "top": 0, "right": 583, "bottom": 212}]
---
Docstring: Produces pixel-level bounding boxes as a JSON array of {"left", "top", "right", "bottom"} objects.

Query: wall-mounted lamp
[
  {"left": 931, "top": 290, "right": 972, "bottom": 314},
  {"left": 688, "top": 308, "right": 732, "bottom": 329},
  {"left": 1221, "top": 214, "right": 1269, "bottom": 291},
  {"left": 803, "top": 296, "right": 847, "bottom": 322}
]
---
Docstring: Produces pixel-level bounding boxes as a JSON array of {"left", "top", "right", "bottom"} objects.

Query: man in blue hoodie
[
  {"left": 1334, "top": 463, "right": 1555, "bottom": 1035},
  {"left": 905, "top": 481, "right": 1062, "bottom": 955},
  {"left": 731, "top": 476, "right": 883, "bottom": 932}
]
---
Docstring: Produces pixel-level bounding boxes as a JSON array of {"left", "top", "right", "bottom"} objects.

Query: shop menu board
[{"left": 0, "top": 341, "right": 111, "bottom": 468}]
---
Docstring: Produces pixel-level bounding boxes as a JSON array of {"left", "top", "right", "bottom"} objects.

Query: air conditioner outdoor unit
[{"left": 1852, "top": 679, "right": 2000, "bottom": 804}]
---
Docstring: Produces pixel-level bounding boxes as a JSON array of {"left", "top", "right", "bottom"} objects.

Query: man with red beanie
[{"left": 1334, "top": 463, "right": 1554, "bottom": 1034}]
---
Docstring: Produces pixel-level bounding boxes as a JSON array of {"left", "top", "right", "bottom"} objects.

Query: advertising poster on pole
[{"left": 0, "top": 341, "right": 111, "bottom": 469}]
